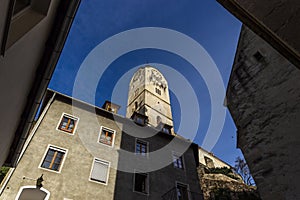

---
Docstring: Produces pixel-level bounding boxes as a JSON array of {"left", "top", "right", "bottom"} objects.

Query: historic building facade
[
  {"left": 226, "top": 26, "right": 300, "bottom": 199},
  {"left": 0, "top": 66, "right": 203, "bottom": 199}
]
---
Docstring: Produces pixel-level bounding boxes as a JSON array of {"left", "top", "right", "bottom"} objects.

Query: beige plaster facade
[
  {"left": 198, "top": 148, "right": 231, "bottom": 169},
  {"left": 0, "top": 89, "right": 203, "bottom": 200}
]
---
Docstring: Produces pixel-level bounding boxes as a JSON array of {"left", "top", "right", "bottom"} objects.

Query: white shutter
[{"left": 91, "top": 159, "right": 109, "bottom": 183}]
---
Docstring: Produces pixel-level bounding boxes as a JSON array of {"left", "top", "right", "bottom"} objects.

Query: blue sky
[{"left": 49, "top": 0, "right": 243, "bottom": 166}]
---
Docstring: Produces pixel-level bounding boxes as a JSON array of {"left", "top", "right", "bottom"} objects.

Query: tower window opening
[
  {"left": 136, "top": 117, "right": 144, "bottom": 125},
  {"left": 155, "top": 88, "right": 161, "bottom": 95},
  {"left": 162, "top": 127, "right": 170, "bottom": 134},
  {"left": 157, "top": 116, "right": 162, "bottom": 124}
]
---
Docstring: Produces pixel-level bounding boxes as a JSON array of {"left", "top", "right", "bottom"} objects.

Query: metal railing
[{"left": 162, "top": 187, "right": 203, "bottom": 200}]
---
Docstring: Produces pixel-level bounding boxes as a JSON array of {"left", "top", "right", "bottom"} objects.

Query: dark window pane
[
  {"left": 41, "top": 148, "right": 65, "bottom": 171},
  {"left": 135, "top": 173, "right": 147, "bottom": 193},
  {"left": 52, "top": 164, "right": 60, "bottom": 171},
  {"left": 58, "top": 115, "right": 77, "bottom": 133},
  {"left": 42, "top": 162, "right": 50, "bottom": 168},
  {"left": 177, "top": 184, "right": 189, "bottom": 200},
  {"left": 136, "top": 141, "right": 147, "bottom": 155}
]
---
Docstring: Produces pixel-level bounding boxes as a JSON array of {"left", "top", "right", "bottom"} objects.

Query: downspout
[{"left": 16, "top": 93, "right": 56, "bottom": 165}]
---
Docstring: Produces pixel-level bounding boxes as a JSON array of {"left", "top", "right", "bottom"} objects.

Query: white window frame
[
  {"left": 97, "top": 126, "right": 116, "bottom": 148},
  {"left": 133, "top": 170, "right": 149, "bottom": 195},
  {"left": 15, "top": 185, "right": 50, "bottom": 200},
  {"left": 38, "top": 144, "right": 68, "bottom": 173},
  {"left": 135, "top": 139, "right": 149, "bottom": 158},
  {"left": 56, "top": 113, "right": 79, "bottom": 135},
  {"left": 172, "top": 151, "right": 185, "bottom": 170},
  {"left": 175, "top": 181, "right": 190, "bottom": 200},
  {"left": 89, "top": 158, "right": 110, "bottom": 186}
]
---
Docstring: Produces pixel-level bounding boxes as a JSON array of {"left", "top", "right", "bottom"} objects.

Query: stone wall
[
  {"left": 226, "top": 26, "right": 300, "bottom": 199},
  {"left": 217, "top": 0, "right": 300, "bottom": 68},
  {"left": 198, "top": 164, "right": 260, "bottom": 200}
]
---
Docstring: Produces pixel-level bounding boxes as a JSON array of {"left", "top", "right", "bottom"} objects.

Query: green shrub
[{"left": 0, "top": 166, "right": 10, "bottom": 183}]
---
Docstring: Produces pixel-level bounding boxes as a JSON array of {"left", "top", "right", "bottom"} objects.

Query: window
[
  {"left": 136, "top": 117, "right": 144, "bottom": 125},
  {"left": 156, "top": 116, "right": 162, "bottom": 124},
  {"left": 176, "top": 183, "right": 189, "bottom": 200},
  {"left": 40, "top": 146, "right": 67, "bottom": 172},
  {"left": 204, "top": 156, "right": 215, "bottom": 168},
  {"left": 90, "top": 158, "right": 110, "bottom": 184},
  {"left": 134, "top": 173, "right": 148, "bottom": 194},
  {"left": 162, "top": 127, "right": 171, "bottom": 134},
  {"left": 108, "top": 107, "right": 115, "bottom": 112},
  {"left": 136, "top": 140, "right": 148, "bottom": 156},
  {"left": 57, "top": 113, "right": 78, "bottom": 134},
  {"left": 98, "top": 127, "right": 115, "bottom": 147},
  {"left": 131, "top": 112, "right": 148, "bottom": 126},
  {"left": 173, "top": 153, "right": 184, "bottom": 169},
  {"left": 155, "top": 88, "right": 161, "bottom": 95}
]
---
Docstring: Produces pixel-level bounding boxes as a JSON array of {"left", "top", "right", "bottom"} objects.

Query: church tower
[{"left": 126, "top": 66, "right": 174, "bottom": 133}]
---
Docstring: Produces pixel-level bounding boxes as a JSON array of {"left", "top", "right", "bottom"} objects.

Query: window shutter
[{"left": 91, "top": 160, "right": 109, "bottom": 183}]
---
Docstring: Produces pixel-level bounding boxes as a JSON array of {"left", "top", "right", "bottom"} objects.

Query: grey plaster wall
[
  {"left": 0, "top": 95, "right": 122, "bottom": 200},
  {"left": 226, "top": 26, "right": 300, "bottom": 200}
]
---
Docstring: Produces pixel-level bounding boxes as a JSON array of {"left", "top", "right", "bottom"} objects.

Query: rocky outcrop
[{"left": 198, "top": 164, "right": 261, "bottom": 200}]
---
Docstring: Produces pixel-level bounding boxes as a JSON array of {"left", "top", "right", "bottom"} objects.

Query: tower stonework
[{"left": 126, "top": 66, "right": 174, "bottom": 130}]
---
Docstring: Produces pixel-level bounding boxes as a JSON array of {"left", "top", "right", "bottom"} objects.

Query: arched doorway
[{"left": 15, "top": 186, "right": 50, "bottom": 200}]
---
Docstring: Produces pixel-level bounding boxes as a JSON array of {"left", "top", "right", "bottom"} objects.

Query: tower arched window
[{"left": 157, "top": 116, "right": 162, "bottom": 124}]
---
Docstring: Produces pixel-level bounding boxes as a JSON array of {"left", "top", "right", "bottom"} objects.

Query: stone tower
[{"left": 126, "top": 66, "right": 174, "bottom": 132}]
